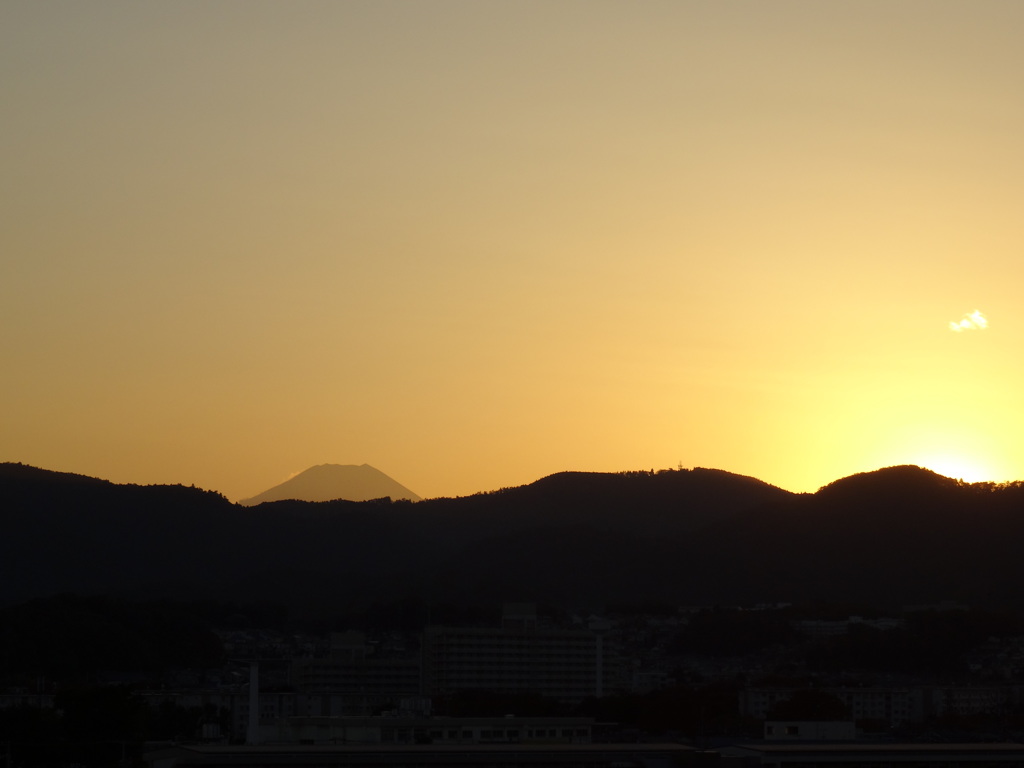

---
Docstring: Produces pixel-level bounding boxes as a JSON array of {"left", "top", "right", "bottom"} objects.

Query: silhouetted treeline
[
  {"left": 0, "top": 595, "right": 231, "bottom": 686},
  {"left": 0, "top": 684, "right": 229, "bottom": 768},
  {"left": 5, "top": 462, "right": 1024, "bottom": 616}
]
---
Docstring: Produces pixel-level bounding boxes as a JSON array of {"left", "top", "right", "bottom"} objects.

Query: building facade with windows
[{"left": 421, "top": 604, "right": 622, "bottom": 702}]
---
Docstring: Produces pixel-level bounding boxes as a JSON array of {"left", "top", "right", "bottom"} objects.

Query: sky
[{"left": 3, "top": 1, "right": 1024, "bottom": 502}]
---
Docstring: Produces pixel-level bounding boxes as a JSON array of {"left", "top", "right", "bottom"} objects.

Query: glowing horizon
[{"left": 3, "top": 2, "right": 1023, "bottom": 503}]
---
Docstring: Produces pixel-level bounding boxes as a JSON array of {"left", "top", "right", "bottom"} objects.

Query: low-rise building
[
  {"left": 721, "top": 742, "right": 1024, "bottom": 768},
  {"left": 259, "top": 715, "right": 594, "bottom": 746},
  {"left": 764, "top": 721, "right": 856, "bottom": 741},
  {"left": 740, "top": 687, "right": 923, "bottom": 728}
]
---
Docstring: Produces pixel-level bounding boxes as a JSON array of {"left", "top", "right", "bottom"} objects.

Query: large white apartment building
[
  {"left": 289, "top": 631, "right": 422, "bottom": 716},
  {"left": 421, "top": 604, "right": 622, "bottom": 702}
]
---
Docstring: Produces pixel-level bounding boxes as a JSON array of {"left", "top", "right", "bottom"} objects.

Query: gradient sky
[{"left": 3, "top": 1, "right": 1023, "bottom": 501}]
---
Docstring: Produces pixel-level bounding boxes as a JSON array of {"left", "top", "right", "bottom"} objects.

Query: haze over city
[{"left": 3, "top": 1, "right": 1023, "bottom": 502}]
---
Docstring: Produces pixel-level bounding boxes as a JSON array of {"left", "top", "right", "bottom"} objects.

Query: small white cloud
[{"left": 949, "top": 310, "right": 988, "bottom": 332}]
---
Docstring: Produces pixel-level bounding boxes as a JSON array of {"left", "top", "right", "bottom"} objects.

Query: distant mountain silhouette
[
  {"left": 816, "top": 464, "right": 964, "bottom": 501},
  {"left": 3, "top": 462, "right": 1023, "bottom": 615},
  {"left": 238, "top": 463, "right": 421, "bottom": 505}
]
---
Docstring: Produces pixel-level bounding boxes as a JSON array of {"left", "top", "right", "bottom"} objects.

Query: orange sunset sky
[{"left": 3, "top": 1, "right": 1023, "bottom": 501}]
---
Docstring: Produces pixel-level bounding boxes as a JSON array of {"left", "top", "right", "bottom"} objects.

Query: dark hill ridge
[
  {"left": 2, "top": 462, "right": 1024, "bottom": 614},
  {"left": 238, "top": 463, "right": 421, "bottom": 505},
  {"left": 433, "top": 467, "right": 793, "bottom": 537},
  {"left": 682, "top": 466, "right": 1024, "bottom": 607},
  {"left": 816, "top": 464, "right": 965, "bottom": 502}
]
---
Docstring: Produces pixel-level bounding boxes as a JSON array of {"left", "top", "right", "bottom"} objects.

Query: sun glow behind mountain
[
  {"left": 855, "top": 420, "right": 1014, "bottom": 488},
  {"left": 916, "top": 456, "right": 992, "bottom": 485},
  {"left": 2, "top": 2, "right": 1024, "bottom": 499}
]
